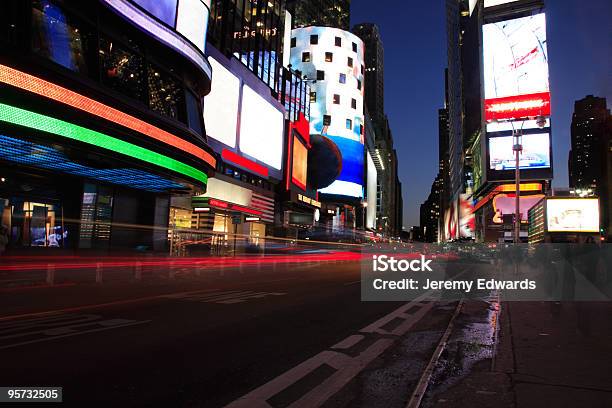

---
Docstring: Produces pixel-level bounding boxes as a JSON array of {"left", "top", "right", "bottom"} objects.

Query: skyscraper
[
  {"left": 569, "top": 95, "right": 612, "bottom": 239},
  {"left": 352, "top": 23, "right": 385, "bottom": 126},
  {"left": 286, "top": 0, "right": 351, "bottom": 31}
]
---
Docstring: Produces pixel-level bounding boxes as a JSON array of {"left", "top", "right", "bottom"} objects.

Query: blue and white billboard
[{"left": 290, "top": 26, "right": 365, "bottom": 198}]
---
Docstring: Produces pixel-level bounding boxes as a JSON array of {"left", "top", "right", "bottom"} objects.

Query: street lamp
[
  {"left": 509, "top": 116, "right": 546, "bottom": 244},
  {"left": 511, "top": 121, "right": 525, "bottom": 244}
]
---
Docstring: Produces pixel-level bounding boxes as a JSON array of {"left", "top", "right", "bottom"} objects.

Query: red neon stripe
[
  {"left": 222, "top": 149, "right": 269, "bottom": 177},
  {"left": 0, "top": 64, "right": 216, "bottom": 168},
  {"left": 485, "top": 92, "right": 551, "bottom": 121}
]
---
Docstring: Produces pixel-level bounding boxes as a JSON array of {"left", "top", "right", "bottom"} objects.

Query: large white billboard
[
  {"left": 204, "top": 57, "right": 240, "bottom": 148},
  {"left": 483, "top": 13, "right": 550, "bottom": 121},
  {"left": 239, "top": 85, "right": 285, "bottom": 170},
  {"left": 547, "top": 199, "right": 600, "bottom": 233},
  {"left": 489, "top": 133, "right": 550, "bottom": 171}
]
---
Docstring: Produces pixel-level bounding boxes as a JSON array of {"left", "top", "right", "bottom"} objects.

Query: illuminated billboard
[
  {"left": 203, "top": 55, "right": 285, "bottom": 177},
  {"left": 103, "top": 0, "right": 210, "bottom": 75},
  {"left": 483, "top": 13, "right": 550, "bottom": 121},
  {"left": 546, "top": 198, "right": 600, "bottom": 233},
  {"left": 292, "top": 136, "right": 308, "bottom": 190},
  {"left": 493, "top": 194, "right": 545, "bottom": 224},
  {"left": 366, "top": 152, "right": 377, "bottom": 229},
  {"left": 239, "top": 85, "right": 285, "bottom": 171},
  {"left": 290, "top": 26, "right": 365, "bottom": 198},
  {"left": 489, "top": 132, "right": 550, "bottom": 171},
  {"left": 204, "top": 57, "right": 240, "bottom": 148},
  {"left": 459, "top": 195, "right": 475, "bottom": 238}
]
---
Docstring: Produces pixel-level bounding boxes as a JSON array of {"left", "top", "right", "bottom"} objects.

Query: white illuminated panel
[
  {"left": 102, "top": 0, "right": 211, "bottom": 77},
  {"left": 239, "top": 85, "right": 284, "bottom": 170},
  {"left": 204, "top": 57, "right": 240, "bottom": 148},
  {"left": 199, "top": 178, "right": 252, "bottom": 207},
  {"left": 546, "top": 199, "right": 600, "bottom": 233},
  {"left": 366, "top": 152, "right": 377, "bottom": 229},
  {"left": 176, "top": 0, "right": 208, "bottom": 53},
  {"left": 486, "top": 118, "right": 549, "bottom": 133},
  {"left": 320, "top": 180, "right": 363, "bottom": 198},
  {"left": 484, "top": 0, "right": 521, "bottom": 7}
]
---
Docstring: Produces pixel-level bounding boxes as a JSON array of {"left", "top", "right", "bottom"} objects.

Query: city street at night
[{"left": 1, "top": 0, "right": 611, "bottom": 406}]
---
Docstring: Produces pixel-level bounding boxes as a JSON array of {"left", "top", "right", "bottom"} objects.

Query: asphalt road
[{"left": 0, "top": 261, "right": 422, "bottom": 407}]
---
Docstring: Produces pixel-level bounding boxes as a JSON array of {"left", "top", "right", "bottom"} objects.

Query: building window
[
  {"left": 302, "top": 52, "right": 310, "bottom": 62},
  {"left": 351, "top": 98, "right": 357, "bottom": 109},
  {"left": 325, "top": 52, "right": 333, "bottom": 62},
  {"left": 339, "top": 73, "right": 346, "bottom": 84},
  {"left": 32, "top": 0, "right": 94, "bottom": 75},
  {"left": 310, "top": 34, "right": 318, "bottom": 44},
  {"left": 347, "top": 57, "right": 353, "bottom": 67},
  {"left": 316, "top": 70, "right": 325, "bottom": 80},
  {"left": 357, "top": 79, "right": 362, "bottom": 90},
  {"left": 335, "top": 36, "right": 342, "bottom": 47},
  {"left": 346, "top": 119, "right": 352, "bottom": 129},
  {"left": 323, "top": 115, "right": 331, "bottom": 126},
  {"left": 99, "top": 36, "right": 146, "bottom": 102},
  {"left": 290, "top": 37, "right": 296, "bottom": 47},
  {"left": 352, "top": 42, "right": 357, "bottom": 52},
  {"left": 333, "top": 94, "right": 340, "bottom": 104},
  {"left": 148, "top": 64, "right": 184, "bottom": 120},
  {"left": 310, "top": 91, "right": 317, "bottom": 103}
]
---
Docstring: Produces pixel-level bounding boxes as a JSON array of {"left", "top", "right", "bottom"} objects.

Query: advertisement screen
[
  {"left": 546, "top": 199, "right": 600, "bottom": 233},
  {"left": 292, "top": 136, "right": 308, "bottom": 189},
  {"left": 204, "top": 57, "right": 240, "bottom": 148},
  {"left": 239, "top": 85, "right": 284, "bottom": 170},
  {"left": 459, "top": 195, "right": 475, "bottom": 238},
  {"left": 366, "top": 152, "right": 377, "bottom": 229},
  {"left": 483, "top": 13, "right": 550, "bottom": 121},
  {"left": 493, "top": 194, "right": 545, "bottom": 224},
  {"left": 489, "top": 133, "right": 550, "bottom": 171},
  {"left": 290, "top": 26, "right": 365, "bottom": 198}
]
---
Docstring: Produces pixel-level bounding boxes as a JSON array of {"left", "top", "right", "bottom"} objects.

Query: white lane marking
[
  {"left": 331, "top": 335, "right": 364, "bottom": 350},
  {"left": 162, "top": 290, "right": 287, "bottom": 305},
  {"left": 224, "top": 293, "right": 439, "bottom": 408},
  {"left": 0, "top": 313, "right": 150, "bottom": 350}
]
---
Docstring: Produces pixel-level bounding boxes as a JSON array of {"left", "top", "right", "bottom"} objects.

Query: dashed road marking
[
  {"left": 224, "top": 292, "right": 438, "bottom": 408},
  {"left": 161, "top": 290, "right": 287, "bottom": 304},
  {"left": 0, "top": 313, "right": 150, "bottom": 350}
]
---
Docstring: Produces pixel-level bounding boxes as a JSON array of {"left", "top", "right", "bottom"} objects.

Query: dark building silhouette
[
  {"left": 286, "top": 0, "right": 351, "bottom": 30},
  {"left": 569, "top": 95, "right": 612, "bottom": 239},
  {"left": 352, "top": 23, "right": 385, "bottom": 126}
]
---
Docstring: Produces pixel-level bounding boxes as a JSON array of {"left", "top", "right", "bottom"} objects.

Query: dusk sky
[{"left": 351, "top": 0, "right": 612, "bottom": 228}]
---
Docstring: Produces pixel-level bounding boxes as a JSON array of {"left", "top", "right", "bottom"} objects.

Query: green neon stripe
[{"left": 0, "top": 103, "right": 207, "bottom": 185}]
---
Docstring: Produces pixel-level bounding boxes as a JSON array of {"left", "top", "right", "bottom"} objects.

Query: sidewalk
[{"left": 426, "top": 301, "right": 612, "bottom": 407}]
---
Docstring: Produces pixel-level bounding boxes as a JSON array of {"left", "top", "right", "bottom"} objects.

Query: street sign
[{"left": 232, "top": 212, "right": 243, "bottom": 224}]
